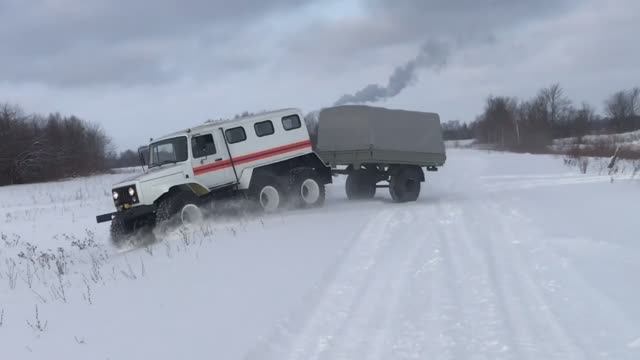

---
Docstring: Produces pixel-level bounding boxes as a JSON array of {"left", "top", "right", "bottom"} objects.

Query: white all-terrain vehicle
[
  {"left": 97, "top": 105, "right": 446, "bottom": 246},
  {"left": 97, "top": 109, "right": 332, "bottom": 245}
]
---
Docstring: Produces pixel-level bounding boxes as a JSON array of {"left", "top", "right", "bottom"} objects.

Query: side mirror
[{"left": 138, "top": 145, "right": 149, "bottom": 169}]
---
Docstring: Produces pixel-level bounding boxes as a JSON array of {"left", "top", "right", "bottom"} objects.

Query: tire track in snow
[
  {"left": 246, "top": 208, "right": 403, "bottom": 360},
  {"left": 477, "top": 201, "right": 586, "bottom": 359},
  {"left": 301, "top": 209, "right": 401, "bottom": 360},
  {"left": 429, "top": 217, "right": 465, "bottom": 359},
  {"left": 454, "top": 201, "right": 529, "bottom": 359},
  {"left": 491, "top": 201, "right": 640, "bottom": 359},
  {"left": 242, "top": 210, "right": 378, "bottom": 360},
  {"left": 387, "top": 201, "right": 495, "bottom": 360},
  {"left": 379, "top": 203, "right": 462, "bottom": 360},
  {"left": 381, "top": 206, "right": 447, "bottom": 360},
  {"left": 252, "top": 199, "right": 523, "bottom": 360},
  {"left": 435, "top": 199, "right": 584, "bottom": 359},
  {"left": 246, "top": 190, "right": 637, "bottom": 359},
  {"left": 248, "top": 204, "right": 467, "bottom": 360},
  {"left": 439, "top": 202, "right": 513, "bottom": 358},
  {"left": 322, "top": 209, "right": 422, "bottom": 360}
]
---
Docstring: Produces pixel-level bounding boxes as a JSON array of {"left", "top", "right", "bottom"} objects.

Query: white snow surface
[
  {"left": 445, "top": 139, "right": 475, "bottom": 148},
  {"left": 0, "top": 150, "right": 639, "bottom": 359}
]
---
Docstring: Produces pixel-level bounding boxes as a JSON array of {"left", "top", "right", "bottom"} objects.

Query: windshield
[{"left": 148, "top": 137, "right": 188, "bottom": 167}]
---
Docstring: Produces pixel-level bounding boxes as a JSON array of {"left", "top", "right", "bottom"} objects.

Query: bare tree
[
  {"left": 606, "top": 91, "right": 630, "bottom": 119},
  {"left": 107, "top": 149, "right": 142, "bottom": 168},
  {"left": 605, "top": 90, "right": 635, "bottom": 132},
  {"left": 572, "top": 102, "right": 596, "bottom": 140},
  {"left": 0, "top": 103, "right": 28, "bottom": 184},
  {"left": 475, "top": 96, "right": 519, "bottom": 147},
  {"left": 517, "top": 95, "right": 554, "bottom": 149},
  {"left": 442, "top": 120, "right": 473, "bottom": 140},
  {"left": 541, "top": 83, "right": 572, "bottom": 125}
]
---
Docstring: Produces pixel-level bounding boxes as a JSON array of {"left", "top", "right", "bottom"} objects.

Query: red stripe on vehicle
[
  {"left": 192, "top": 140, "right": 312, "bottom": 176},
  {"left": 193, "top": 160, "right": 232, "bottom": 175}
]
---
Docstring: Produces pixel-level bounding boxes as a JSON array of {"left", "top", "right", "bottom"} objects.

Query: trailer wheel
[
  {"left": 345, "top": 172, "right": 376, "bottom": 200},
  {"left": 389, "top": 170, "right": 421, "bottom": 202},
  {"left": 110, "top": 215, "right": 134, "bottom": 247},
  {"left": 156, "top": 191, "right": 201, "bottom": 229},
  {"left": 253, "top": 176, "right": 286, "bottom": 212}
]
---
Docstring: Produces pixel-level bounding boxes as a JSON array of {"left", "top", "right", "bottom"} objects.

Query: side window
[
  {"left": 282, "top": 114, "right": 301, "bottom": 130},
  {"left": 254, "top": 120, "right": 275, "bottom": 137},
  {"left": 225, "top": 126, "right": 247, "bottom": 144},
  {"left": 191, "top": 134, "right": 216, "bottom": 159}
]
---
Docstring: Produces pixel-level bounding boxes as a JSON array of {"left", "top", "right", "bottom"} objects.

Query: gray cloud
[
  {"left": 0, "top": 0, "right": 316, "bottom": 87},
  {"left": 294, "top": 0, "right": 576, "bottom": 106},
  {"left": 287, "top": 0, "right": 575, "bottom": 63},
  {"left": 334, "top": 39, "right": 451, "bottom": 105},
  {"left": 0, "top": 0, "right": 577, "bottom": 88}
]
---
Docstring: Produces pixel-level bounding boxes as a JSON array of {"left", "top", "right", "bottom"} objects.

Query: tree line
[
  {"left": 442, "top": 84, "right": 640, "bottom": 153},
  {"left": 0, "top": 103, "right": 140, "bottom": 186}
]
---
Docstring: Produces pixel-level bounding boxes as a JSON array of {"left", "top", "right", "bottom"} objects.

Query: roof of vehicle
[{"left": 151, "top": 108, "right": 302, "bottom": 143}]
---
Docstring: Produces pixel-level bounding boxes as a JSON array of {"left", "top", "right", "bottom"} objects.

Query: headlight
[
  {"left": 128, "top": 187, "right": 136, "bottom": 196},
  {"left": 112, "top": 191, "right": 119, "bottom": 200}
]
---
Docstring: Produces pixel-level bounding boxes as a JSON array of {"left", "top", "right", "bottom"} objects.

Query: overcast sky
[{"left": 1, "top": 0, "right": 638, "bottom": 150}]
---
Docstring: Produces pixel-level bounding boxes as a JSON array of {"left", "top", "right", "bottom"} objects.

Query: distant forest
[
  {"left": 0, "top": 104, "right": 139, "bottom": 186},
  {"left": 442, "top": 84, "right": 640, "bottom": 154}
]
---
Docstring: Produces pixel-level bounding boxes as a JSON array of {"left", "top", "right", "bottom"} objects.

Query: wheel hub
[
  {"left": 180, "top": 204, "right": 203, "bottom": 227},
  {"left": 259, "top": 186, "right": 280, "bottom": 212},
  {"left": 300, "top": 179, "right": 320, "bottom": 204}
]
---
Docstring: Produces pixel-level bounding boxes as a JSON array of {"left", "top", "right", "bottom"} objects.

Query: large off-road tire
[
  {"left": 155, "top": 191, "right": 202, "bottom": 230},
  {"left": 253, "top": 175, "right": 286, "bottom": 212},
  {"left": 110, "top": 215, "right": 134, "bottom": 247},
  {"left": 389, "top": 169, "right": 421, "bottom": 203},
  {"left": 345, "top": 172, "right": 376, "bottom": 200},
  {"left": 292, "top": 172, "right": 326, "bottom": 208}
]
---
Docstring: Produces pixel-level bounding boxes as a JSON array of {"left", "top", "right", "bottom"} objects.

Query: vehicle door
[{"left": 190, "top": 131, "right": 236, "bottom": 189}]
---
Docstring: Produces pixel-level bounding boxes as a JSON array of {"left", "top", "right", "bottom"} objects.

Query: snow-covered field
[
  {"left": 445, "top": 139, "right": 475, "bottom": 148},
  {"left": 1, "top": 149, "right": 639, "bottom": 359}
]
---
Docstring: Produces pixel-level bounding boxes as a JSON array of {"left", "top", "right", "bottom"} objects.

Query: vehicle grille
[{"left": 113, "top": 185, "right": 139, "bottom": 209}]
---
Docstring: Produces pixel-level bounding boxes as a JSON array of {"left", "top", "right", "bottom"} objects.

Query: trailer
[{"left": 316, "top": 105, "right": 446, "bottom": 202}]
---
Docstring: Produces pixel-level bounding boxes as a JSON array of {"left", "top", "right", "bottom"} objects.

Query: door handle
[{"left": 215, "top": 158, "right": 223, "bottom": 162}]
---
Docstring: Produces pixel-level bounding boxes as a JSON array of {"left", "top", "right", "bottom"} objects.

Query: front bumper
[
  {"left": 95, "top": 205, "right": 155, "bottom": 224},
  {"left": 96, "top": 212, "right": 117, "bottom": 223}
]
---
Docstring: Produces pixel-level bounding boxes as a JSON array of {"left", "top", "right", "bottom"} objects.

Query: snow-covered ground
[
  {"left": 445, "top": 139, "right": 475, "bottom": 148},
  {"left": 1, "top": 149, "right": 639, "bottom": 359}
]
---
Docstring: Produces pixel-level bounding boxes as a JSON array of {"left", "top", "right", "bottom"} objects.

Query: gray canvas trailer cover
[{"left": 316, "top": 105, "right": 446, "bottom": 168}]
